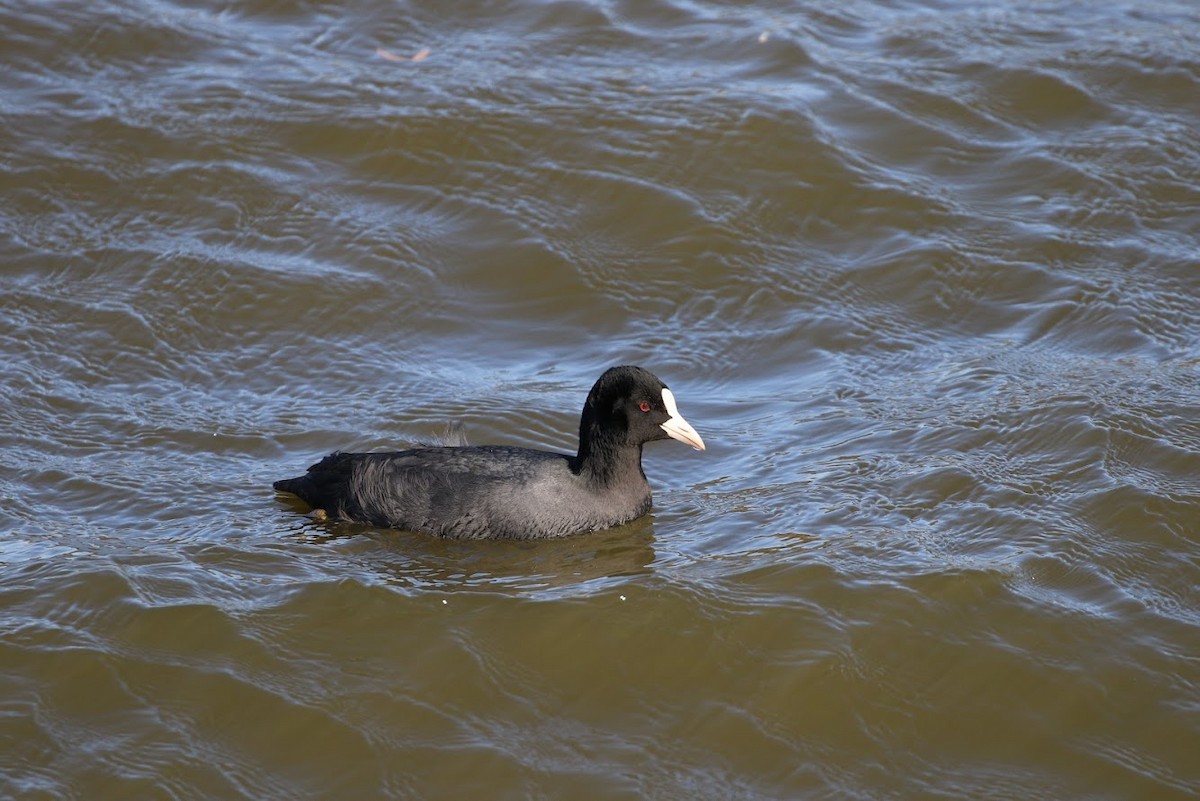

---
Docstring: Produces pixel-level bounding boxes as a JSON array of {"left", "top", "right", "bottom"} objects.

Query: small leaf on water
[{"left": 375, "top": 47, "right": 431, "bottom": 63}]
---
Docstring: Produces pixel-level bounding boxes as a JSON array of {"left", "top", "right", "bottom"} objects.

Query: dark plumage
[{"left": 273, "top": 366, "right": 705, "bottom": 539}]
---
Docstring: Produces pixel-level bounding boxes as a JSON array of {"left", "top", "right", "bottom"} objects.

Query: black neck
[{"left": 574, "top": 427, "right": 645, "bottom": 487}]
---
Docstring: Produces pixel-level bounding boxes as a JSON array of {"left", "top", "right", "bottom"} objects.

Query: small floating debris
[
  {"left": 758, "top": 31, "right": 770, "bottom": 43},
  {"left": 376, "top": 46, "right": 431, "bottom": 63}
]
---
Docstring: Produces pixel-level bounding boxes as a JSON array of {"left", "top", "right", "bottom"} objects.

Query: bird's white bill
[{"left": 659, "top": 387, "right": 705, "bottom": 451}]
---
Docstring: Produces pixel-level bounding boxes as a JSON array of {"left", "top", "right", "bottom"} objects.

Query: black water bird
[{"left": 273, "top": 366, "right": 705, "bottom": 539}]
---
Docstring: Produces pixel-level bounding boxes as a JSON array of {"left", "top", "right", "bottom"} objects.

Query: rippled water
[{"left": 3, "top": 0, "right": 1199, "bottom": 798}]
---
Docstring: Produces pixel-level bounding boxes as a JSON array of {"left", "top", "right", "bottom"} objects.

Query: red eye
[{"left": 639, "top": 401, "right": 651, "bottom": 412}]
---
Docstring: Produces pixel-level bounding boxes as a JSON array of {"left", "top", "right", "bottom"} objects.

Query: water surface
[{"left": 2, "top": 0, "right": 1199, "bottom": 798}]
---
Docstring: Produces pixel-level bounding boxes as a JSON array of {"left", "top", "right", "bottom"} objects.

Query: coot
[{"left": 273, "top": 365, "right": 705, "bottom": 539}]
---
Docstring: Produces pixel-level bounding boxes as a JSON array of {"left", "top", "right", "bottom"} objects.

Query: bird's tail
[{"left": 273, "top": 476, "right": 308, "bottom": 495}]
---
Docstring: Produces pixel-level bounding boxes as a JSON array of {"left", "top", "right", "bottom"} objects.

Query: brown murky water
[{"left": 2, "top": 0, "right": 1198, "bottom": 798}]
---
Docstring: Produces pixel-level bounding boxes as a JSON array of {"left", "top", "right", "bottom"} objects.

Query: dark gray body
[{"left": 274, "top": 445, "right": 653, "bottom": 539}]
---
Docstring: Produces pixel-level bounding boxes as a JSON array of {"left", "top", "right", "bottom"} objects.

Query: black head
[{"left": 578, "top": 366, "right": 705, "bottom": 455}]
